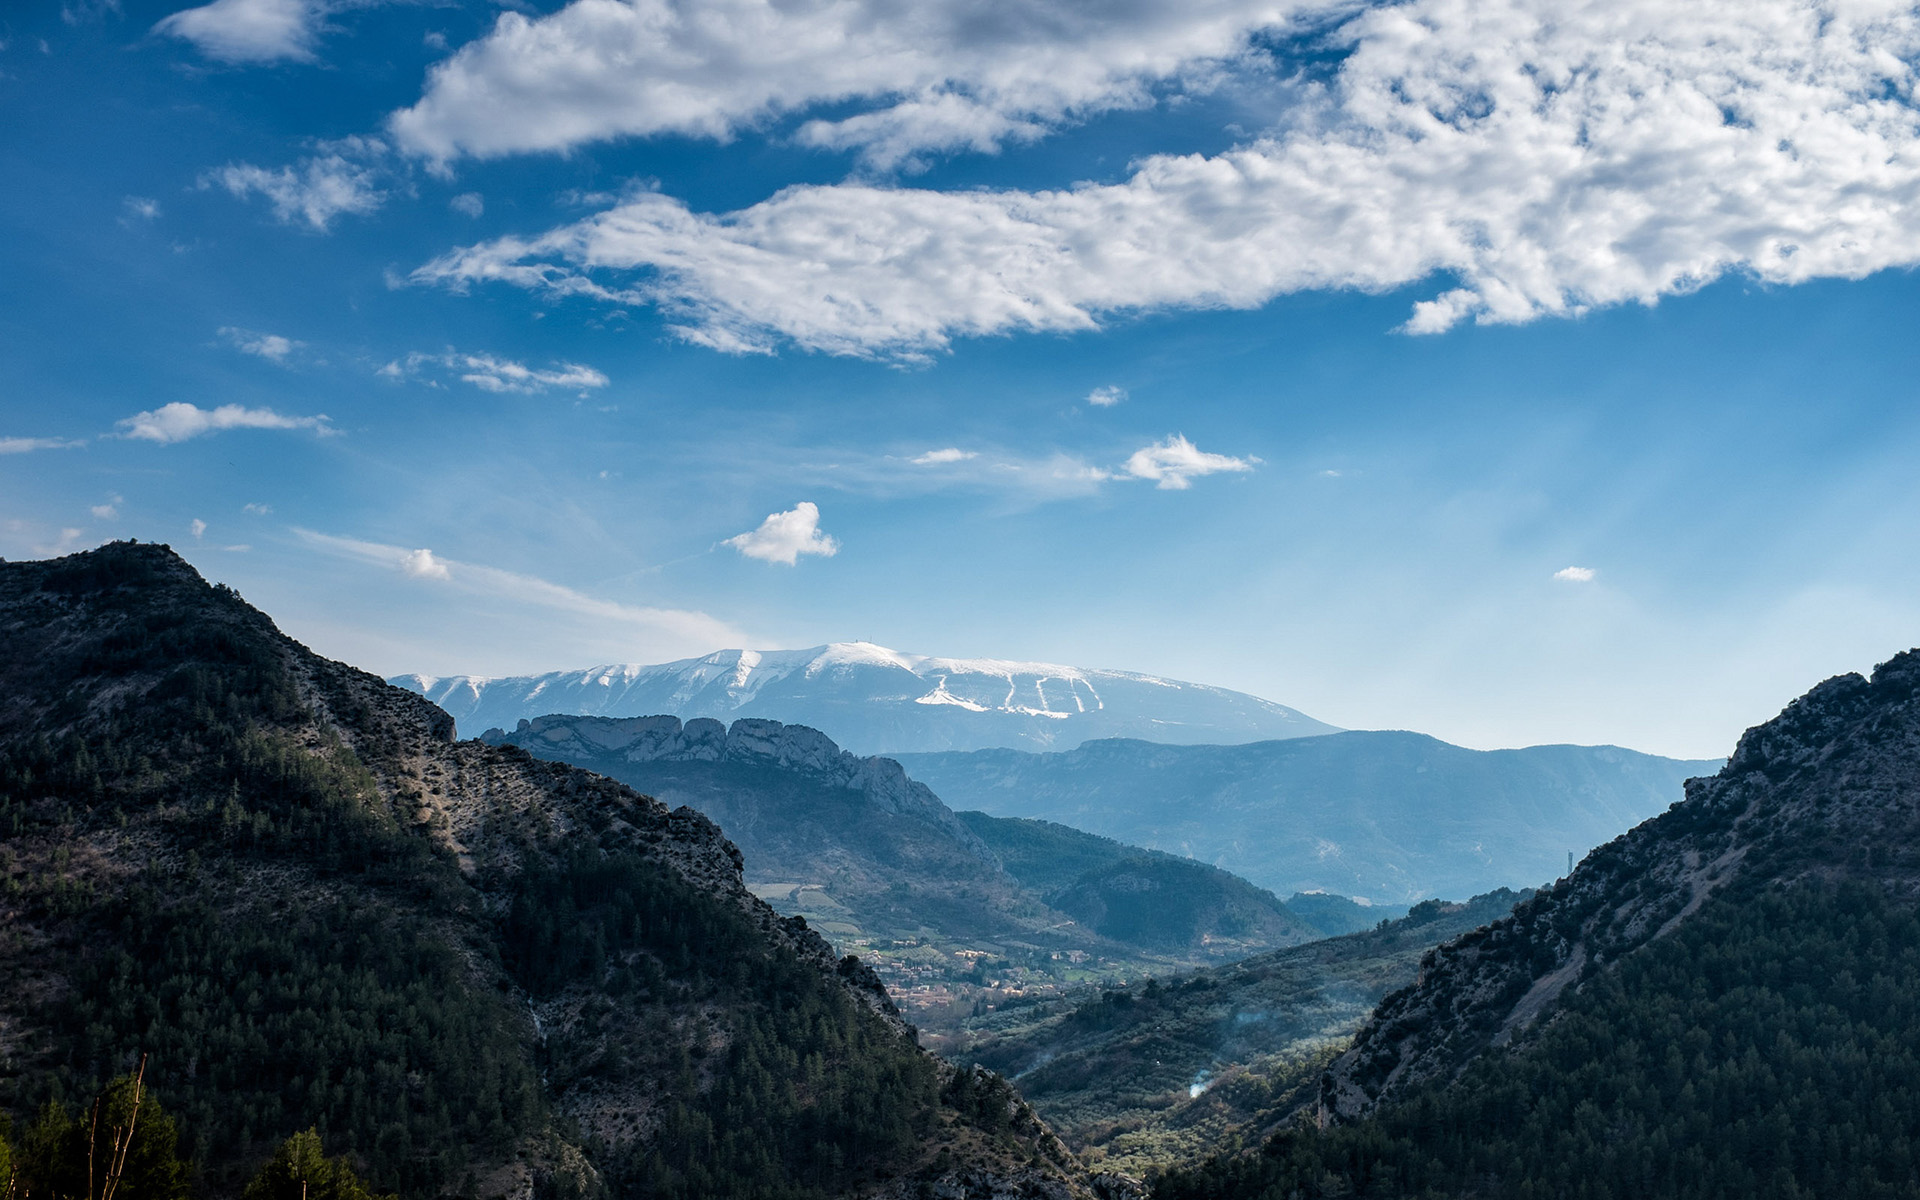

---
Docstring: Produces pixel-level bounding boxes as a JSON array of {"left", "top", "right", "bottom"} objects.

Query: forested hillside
[
  {"left": 0, "top": 543, "right": 1094, "bottom": 1200},
  {"left": 1155, "top": 649, "right": 1920, "bottom": 1200}
]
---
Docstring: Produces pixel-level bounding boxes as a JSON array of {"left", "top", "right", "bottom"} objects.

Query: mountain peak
[{"left": 397, "top": 642, "right": 1338, "bottom": 755}]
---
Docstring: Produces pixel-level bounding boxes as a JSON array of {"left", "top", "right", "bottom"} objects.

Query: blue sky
[{"left": 5, "top": 0, "right": 1920, "bottom": 759}]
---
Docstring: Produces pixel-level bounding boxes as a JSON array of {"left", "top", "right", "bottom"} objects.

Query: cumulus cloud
[
  {"left": 387, "top": 0, "right": 1320, "bottom": 167},
  {"left": 219, "top": 326, "right": 300, "bottom": 362},
  {"left": 1554, "top": 566, "right": 1597, "bottom": 583},
  {"left": 116, "top": 402, "right": 333, "bottom": 443},
  {"left": 296, "top": 529, "right": 748, "bottom": 647},
  {"left": 402, "top": 547, "right": 451, "bottom": 579},
  {"left": 91, "top": 495, "right": 123, "bottom": 520},
  {"left": 381, "top": 350, "right": 610, "bottom": 394},
  {"left": 911, "top": 447, "right": 977, "bottom": 465},
  {"left": 1086, "top": 385, "right": 1127, "bottom": 408},
  {"left": 0, "top": 437, "right": 84, "bottom": 454},
  {"left": 416, "top": 0, "right": 1920, "bottom": 357},
  {"left": 450, "top": 192, "right": 484, "bottom": 217},
  {"left": 723, "top": 501, "right": 839, "bottom": 565},
  {"left": 155, "top": 0, "right": 324, "bottom": 63},
  {"left": 207, "top": 143, "right": 385, "bottom": 230},
  {"left": 1122, "top": 434, "right": 1256, "bottom": 489}
]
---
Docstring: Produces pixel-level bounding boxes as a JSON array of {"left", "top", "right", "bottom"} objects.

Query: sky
[{"left": 4, "top": 0, "right": 1920, "bottom": 760}]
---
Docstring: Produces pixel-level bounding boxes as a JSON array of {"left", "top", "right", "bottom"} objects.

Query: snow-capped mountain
[{"left": 393, "top": 641, "right": 1339, "bottom": 754}]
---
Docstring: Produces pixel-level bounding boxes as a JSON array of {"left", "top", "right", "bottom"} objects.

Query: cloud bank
[
  {"left": 415, "top": 0, "right": 1920, "bottom": 358},
  {"left": 388, "top": 0, "right": 1319, "bottom": 168}
]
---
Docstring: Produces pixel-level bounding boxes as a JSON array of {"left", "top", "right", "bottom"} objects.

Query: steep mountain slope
[
  {"left": 396, "top": 645, "right": 1337, "bottom": 755},
  {"left": 0, "top": 544, "right": 1091, "bottom": 1200},
  {"left": 1320, "top": 650, "right": 1920, "bottom": 1120},
  {"left": 1155, "top": 649, "right": 1920, "bottom": 1200},
  {"left": 956, "top": 892, "right": 1524, "bottom": 1175},
  {"left": 899, "top": 734, "right": 1720, "bottom": 903},
  {"left": 480, "top": 715, "right": 1320, "bottom": 1016}
]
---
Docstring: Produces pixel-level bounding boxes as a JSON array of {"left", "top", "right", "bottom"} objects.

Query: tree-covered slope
[
  {"left": 0, "top": 543, "right": 1091, "bottom": 1200},
  {"left": 1155, "top": 648, "right": 1920, "bottom": 1200},
  {"left": 953, "top": 892, "right": 1523, "bottom": 1176}
]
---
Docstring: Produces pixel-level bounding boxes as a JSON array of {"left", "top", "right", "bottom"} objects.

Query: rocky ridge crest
[{"left": 1322, "top": 650, "right": 1920, "bottom": 1119}]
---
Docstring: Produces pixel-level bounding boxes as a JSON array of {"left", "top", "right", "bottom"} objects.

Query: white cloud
[
  {"left": 244, "top": 501, "right": 273, "bottom": 514},
  {"left": 155, "top": 0, "right": 323, "bottom": 63},
  {"left": 401, "top": 547, "right": 451, "bottom": 579},
  {"left": 723, "top": 501, "right": 839, "bottom": 565},
  {"left": 296, "top": 528, "right": 747, "bottom": 647},
  {"left": 416, "top": 0, "right": 1920, "bottom": 357},
  {"left": 122, "top": 196, "right": 160, "bottom": 222},
  {"left": 450, "top": 192, "right": 484, "bottom": 218},
  {"left": 1122, "top": 434, "right": 1256, "bottom": 490},
  {"left": 191, "top": 518, "right": 208, "bottom": 539},
  {"left": 387, "top": 0, "right": 1322, "bottom": 167},
  {"left": 91, "top": 495, "right": 122, "bottom": 520},
  {"left": 911, "top": 447, "right": 977, "bottom": 465},
  {"left": 219, "top": 326, "right": 300, "bottom": 362},
  {"left": 116, "top": 402, "right": 333, "bottom": 443},
  {"left": 207, "top": 144, "right": 385, "bottom": 231},
  {"left": 1554, "top": 566, "right": 1597, "bottom": 583},
  {"left": 0, "top": 437, "right": 84, "bottom": 454},
  {"left": 381, "top": 349, "right": 610, "bottom": 394},
  {"left": 1086, "top": 385, "right": 1127, "bottom": 408}
]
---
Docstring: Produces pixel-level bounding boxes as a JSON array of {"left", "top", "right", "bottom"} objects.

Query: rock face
[
  {"left": 0, "top": 544, "right": 1092, "bottom": 1200},
  {"left": 396, "top": 644, "right": 1339, "bottom": 756},
  {"left": 1321, "top": 651, "right": 1920, "bottom": 1120}
]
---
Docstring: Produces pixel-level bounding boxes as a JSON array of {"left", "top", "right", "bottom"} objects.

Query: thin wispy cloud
[
  {"left": 1123, "top": 435, "right": 1257, "bottom": 490},
  {"left": 206, "top": 139, "right": 386, "bottom": 231},
  {"left": 1086, "top": 386, "right": 1127, "bottom": 408},
  {"left": 379, "top": 350, "right": 610, "bottom": 395},
  {"left": 297, "top": 529, "right": 750, "bottom": 647},
  {"left": 1, "top": 437, "right": 84, "bottom": 454},
  {"left": 911, "top": 447, "right": 977, "bottom": 465},
  {"left": 415, "top": 0, "right": 1920, "bottom": 358},
  {"left": 121, "top": 196, "right": 160, "bottom": 223},
  {"left": 219, "top": 326, "right": 301, "bottom": 362},
  {"left": 723, "top": 501, "right": 839, "bottom": 565},
  {"left": 116, "top": 402, "right": 333, "bottom": 444}
]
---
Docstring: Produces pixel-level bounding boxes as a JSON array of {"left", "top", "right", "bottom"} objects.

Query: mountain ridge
[
  {"left": 0, "top": 543, "right": 1097, "bottom": 1200},
  {"left": 898, "top": 734, "right": 1720, "bottom": 903},
  {"left": 395, "top": 644, "right": 1338, "bottom": 755}
]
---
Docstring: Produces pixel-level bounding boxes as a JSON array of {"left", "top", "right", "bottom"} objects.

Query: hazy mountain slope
[
  {"left": 0, "top": 544, "right": 1091, "bottom": 1200},
  {"left": 956, "top": 891, "right": 1525, "bottom": 1174},
  {"left": 395, "top": 644, "right": 1337, "bottom": 755},
  {"left": 899, "top": 734, "right": 1721, "bottom": 903},
  {"left": 956, "top": 814, "right": 1320, "bottom": 953},
  {"left": 1154, "top": 649, "right": 1920, "bottom": 1200}
]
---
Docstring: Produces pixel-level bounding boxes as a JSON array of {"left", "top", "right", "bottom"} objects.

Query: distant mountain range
[
  {"left": 897, "top": 734, "right": 1723, "bottom": 904},
  {"left": 394, "top": 641, "right": 1338, "bottom": 754}
]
